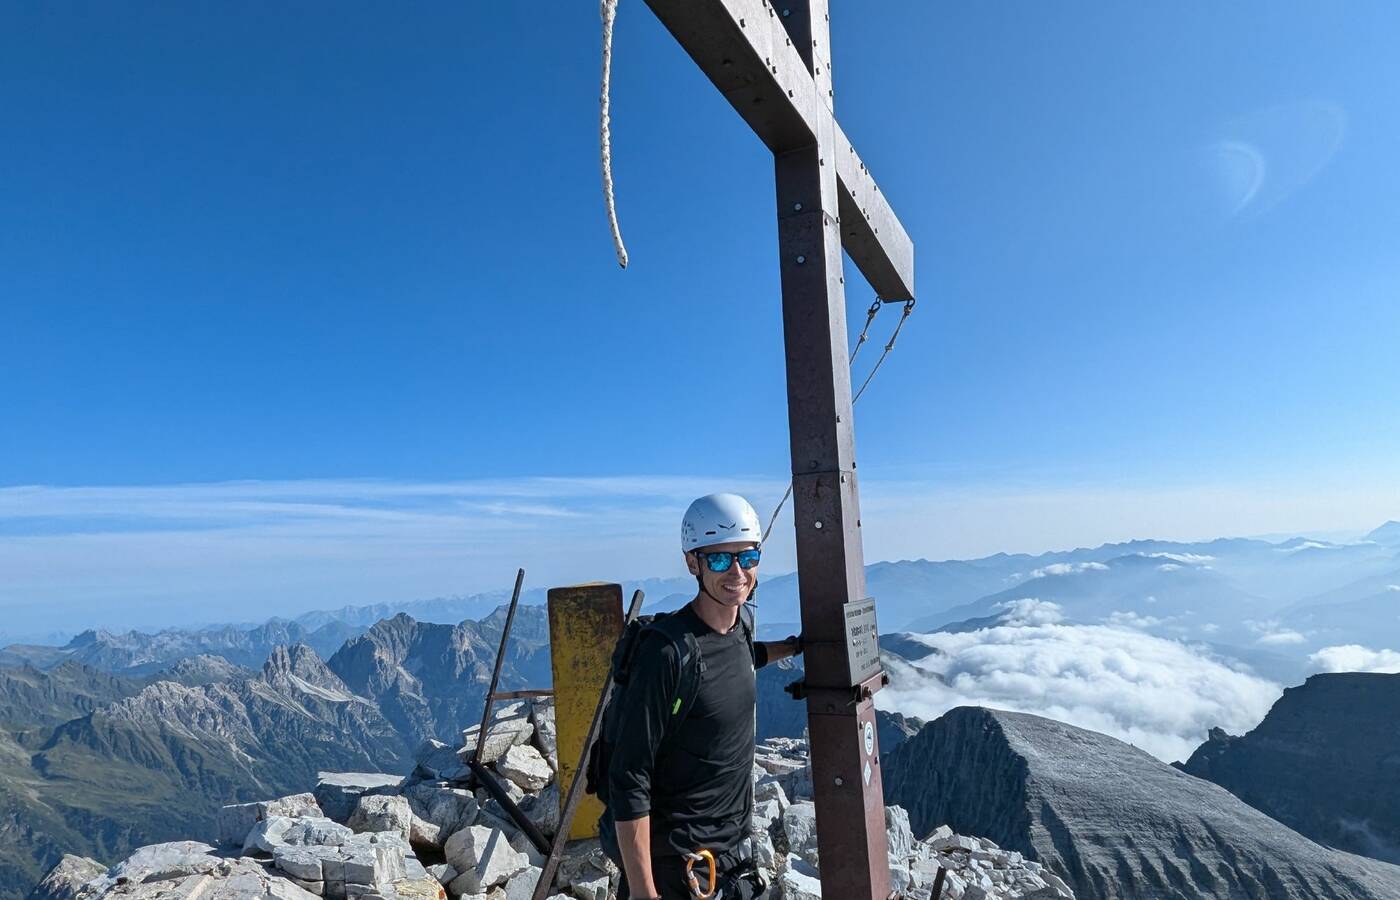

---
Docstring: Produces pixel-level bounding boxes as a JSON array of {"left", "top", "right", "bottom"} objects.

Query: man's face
[{"left": 686, "top": 540, "right": 760, "bottom": 607}]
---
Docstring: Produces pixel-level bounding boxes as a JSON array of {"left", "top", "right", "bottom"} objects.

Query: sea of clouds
[{"left": 877, "top": 599, "right": 1284, "bottom": 763}]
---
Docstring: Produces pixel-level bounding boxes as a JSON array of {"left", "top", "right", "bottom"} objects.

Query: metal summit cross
[{"left": 640, "top": 1, "right": 915, "bottom": 897}]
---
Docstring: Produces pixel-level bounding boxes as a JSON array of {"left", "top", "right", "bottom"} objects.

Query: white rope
[{"left": 600, "top": 0, "right": 628, "bottom": 268}]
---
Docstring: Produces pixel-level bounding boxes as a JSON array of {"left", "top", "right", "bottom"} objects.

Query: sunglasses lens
[
  {"left": 738, "top": 549, "right": 762, "bottom": 569},
  {"left": 705, "top": 552, "right": 735, "bottom": 573}
]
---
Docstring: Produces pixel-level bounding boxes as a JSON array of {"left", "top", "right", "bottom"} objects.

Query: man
[{"left": 605, "top": 493, "right": 802, "bottom": 900}]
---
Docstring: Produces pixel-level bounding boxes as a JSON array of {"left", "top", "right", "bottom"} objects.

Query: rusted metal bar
[
  {"left": 491, "top": 689, "right": 555, "bottom": 701},
  {"left": 931, "top": 866, "right": 947, "bottom": 899},
  {"left": 531, "top": 589, "right": 646, "bottom": 900},
  {"left": 472, "top": 568, "right": 526, "bottom": 768},
  {"left": 469, "top": 758, "right": 551, "bottom": 856}
]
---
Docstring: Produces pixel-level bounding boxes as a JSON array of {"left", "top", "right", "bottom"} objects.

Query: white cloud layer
[
  {"left": 1309, "top": 645, "right": 1400, "bottom": 674},
  {"left": 878, "top": 603, "right": 1282, "bottom": 763}
]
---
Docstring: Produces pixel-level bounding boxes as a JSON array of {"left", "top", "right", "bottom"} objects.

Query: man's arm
[
  {"left": 607, "top": 636, "right": 680, "bottom": 899},
  {"left": 755, "top": 634, "right": 803, "bottom": 667},
  {"left": 616, "top": 815, "right": 658, "bottom": 899}
]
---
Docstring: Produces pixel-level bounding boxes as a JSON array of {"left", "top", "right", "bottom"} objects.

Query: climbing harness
[
  {"left": 600, "top": 0, "right": 628, "bottom": 268},
  {"left": 761, "top": 297, "right": 917, "bottom": 543},
  {"left": 685, "top": 849, "right": 718, "bottom": 899}
]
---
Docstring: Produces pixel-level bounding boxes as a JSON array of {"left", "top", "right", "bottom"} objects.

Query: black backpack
[{"left": 585, "top": 603, "right": 755, "bottom": 806}]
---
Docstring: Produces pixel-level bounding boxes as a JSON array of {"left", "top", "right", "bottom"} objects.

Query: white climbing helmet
[{"left": 681, "top": 493, "right": 763, "bottom": 552}]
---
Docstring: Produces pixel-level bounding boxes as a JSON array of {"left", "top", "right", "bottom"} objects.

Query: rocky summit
[
  {"left": 1180, "top": 672, "right": 1400, "bottom": 865},
  {"left": 883, "top": 706, "right": 1400, "bottom": 900},
  {"left": 32, "top": 702, "right": 1069, "bottom": 900}
]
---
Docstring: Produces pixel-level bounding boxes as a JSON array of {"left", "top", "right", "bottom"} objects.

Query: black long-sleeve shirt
[{"left": 607, "top": 603, "right": 771, "bottom": 855}]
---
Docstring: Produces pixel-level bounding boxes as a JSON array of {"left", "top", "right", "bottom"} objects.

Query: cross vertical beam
[
  {"left": 774, "top": 3, "right": 892, "bottom": 898},
  {"left": 635, "top": 1, "right": 910, "bottom": 894}
]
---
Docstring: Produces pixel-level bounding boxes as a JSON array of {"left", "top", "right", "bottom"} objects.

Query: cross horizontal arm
[{"left": 643, "top": 0, "right": 914, "bottom": 301}]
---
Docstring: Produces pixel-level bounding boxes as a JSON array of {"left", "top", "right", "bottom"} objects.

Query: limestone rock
[
  {"left": 389, "top": 876, "right": 447, "bottom": 900},
  {"left": 498, "top": 866, "right": 542, "bottom": 900},
  {"left": 495, "top": 744, "right": 553, "bottom": 792},
  {"left": 781, "top": 802, "right": 820, "bottom": 870},
  {"left": 508, "top": 831, "right": 545, "bottom": 868},
  {"left": 777, "top": 855, "right": 822, "bottom": 900},
  {"left": 460, "top": 703, "right": 534, "bottom": 766},
  {"left": 414, "top": 739, "right": 472, "bottom": 784},
  {"left": 552, "top": 839, "right": 616, "bottom": 900},
  {"left": 402, "top": 781, "right": 479, "bottom": 847},
  {"left": 273, "top": 847, "right": 327, "bottom": 883},
  {"left": 267, "top": 794, "right": 324, "bottom": 819},
  {"left": 219, "top": 794, "right": 325, "bottom": 846},
  {"left": 528, "top": 699, "right": 557, "bottom": 769},
  {"left": 100, "top": 861, "right": 321, "bottom": 900},
  {"left": 444, "top": 826, "right": 530, "bottom": 894},
  {"left": 315, "top": 773, "right": 405, "bottom": 825},
  {"left": 519, "top": 783, "right": 559, "bottom": 839},
  {"left": 349, "top": 795, "right": 414, "bottom": 842},
  {"left": 246, "top": 817, "right": 298, "bottom": 855},
  {"left": 28, "top": 854, "right": 108, "bottom": 900}
]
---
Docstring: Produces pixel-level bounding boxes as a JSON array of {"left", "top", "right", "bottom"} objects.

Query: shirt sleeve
[
  {"left": 753, "top": 640, "right": 770, "bottom": 670},
  {"left": 607, "top": 633, "right": 682, "bottom": 822}
]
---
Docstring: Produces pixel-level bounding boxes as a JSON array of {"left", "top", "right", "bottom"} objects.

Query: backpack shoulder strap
[
  {"left": 738, "top": 602, "right": 755, "bottom": 650},
  {"left": 640, "top": 610, "right": 704, "bottom": 727}
]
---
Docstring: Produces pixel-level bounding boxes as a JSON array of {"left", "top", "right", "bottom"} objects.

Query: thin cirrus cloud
[
  {"left": 0, "top": 476, "right": 791, "bottom": 634},
  {"left": 2, "top": 474, "right": 1398, "bottom": 635},
  {"left": 1201, "top": 99, "right": 1347, "bottom": 218}
]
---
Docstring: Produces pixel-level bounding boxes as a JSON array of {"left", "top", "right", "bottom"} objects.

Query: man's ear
[{"left": 683, "top": 551, "right": 700, "bottom": 577}]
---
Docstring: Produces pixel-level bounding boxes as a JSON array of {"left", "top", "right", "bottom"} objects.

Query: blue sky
[{"left": 3, "top": 3, "right": 1399, "bottom": 632}]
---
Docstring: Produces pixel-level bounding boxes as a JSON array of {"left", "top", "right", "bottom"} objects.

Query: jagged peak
[{"left": 262, "top": 643, "right": 328, "bottom": 677}]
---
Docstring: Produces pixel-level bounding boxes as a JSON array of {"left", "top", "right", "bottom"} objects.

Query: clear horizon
[{"left": 3, "top": 473, "right": 1396, "bottom": 636}]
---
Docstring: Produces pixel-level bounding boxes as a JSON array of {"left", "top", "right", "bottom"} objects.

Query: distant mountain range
[
  {"left": 0, "top": 605, "right": 551, "bottom": 900},
  {"left": 3, "top": 522, "right": 1399, "bottom": 898},
  {"left": 8, "top": 523, "right": 1395, "bottom": 682},
  {"left": 0, "top": 620, "right": 363, "bottom": 675}
]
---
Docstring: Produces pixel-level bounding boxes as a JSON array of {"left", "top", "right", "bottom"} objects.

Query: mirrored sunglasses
[{"left": 697, "top": 548, "right": 762, "bottom": 573}]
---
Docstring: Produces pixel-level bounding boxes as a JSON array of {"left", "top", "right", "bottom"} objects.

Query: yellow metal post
[{"left": 547, "top": 582, "right": 624, "bottom": 840}]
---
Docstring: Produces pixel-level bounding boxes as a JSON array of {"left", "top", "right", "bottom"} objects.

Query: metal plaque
[
  {"left": 863, "top": 720, "right": 875, "bottom": 757},
  {"left": 844, "top": 597, "right": 881, "bottom": 685}
]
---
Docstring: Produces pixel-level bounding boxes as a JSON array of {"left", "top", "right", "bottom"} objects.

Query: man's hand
[{"left": 760, "top": 634, "right": 804, "bottom": 663}]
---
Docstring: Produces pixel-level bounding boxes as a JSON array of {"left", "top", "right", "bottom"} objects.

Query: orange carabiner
[{"left": 684, "top": 849, "right": 717, "bottom": 899}]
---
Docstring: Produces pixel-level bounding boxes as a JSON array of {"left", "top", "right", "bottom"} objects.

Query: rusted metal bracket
[
  {"left": 463, "top": 568, "right": 552, "bottom": 856},
  {"left": 784, "top": 668, "right": 888, "bottom": 709},
  {"left": 471, "top": 569, "right": 526, "bottom": 768},
  {"left": 490, "top": 689, "right": 555, "bottom": 701}
]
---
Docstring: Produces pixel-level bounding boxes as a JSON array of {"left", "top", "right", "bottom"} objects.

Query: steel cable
[{"left": 762, "top": 298, "right": 916, "bottom": 543}]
